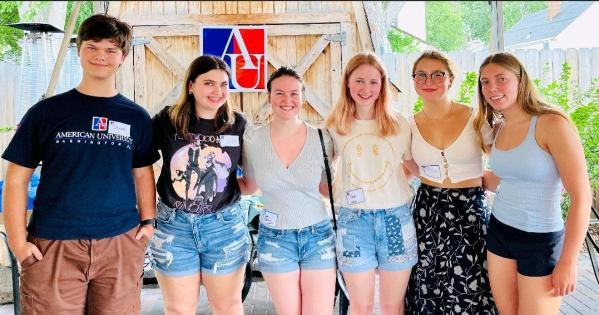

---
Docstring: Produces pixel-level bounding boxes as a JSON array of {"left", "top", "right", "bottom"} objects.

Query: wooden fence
[{"left": 387, "top": 47, "right": 599, "bottom": 115}]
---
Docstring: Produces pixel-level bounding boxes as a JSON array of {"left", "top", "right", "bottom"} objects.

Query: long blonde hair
[
  {"left": 474, "top": 52, "right": 571, "bottom": 147},
  {"left": 169, "top": 55, "right": 236, "bottom": 141},
  {"left": 326, "top": 52, "right": 400, "bottom": 137}
]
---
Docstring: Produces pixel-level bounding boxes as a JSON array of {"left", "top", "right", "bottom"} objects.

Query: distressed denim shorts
[
  {"left": 149, "top": 201, "right": 251, "bottom": 276},
  {"left": 257, "top": 219, "right": 336, "bottom": 273},
  {"left": 336, "top": 204, "right": 417, "bottom": 272}
]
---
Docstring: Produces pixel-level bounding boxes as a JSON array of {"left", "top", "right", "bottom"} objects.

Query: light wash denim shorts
[
  {"left": 336, "top": 204, "right": 417, "bottom": 272},
  {"left": 149, "top": 201, "right": 250, "bottom": 276},
  {"left": 257, "top": 219, "right": 336, "bottom": 273}
]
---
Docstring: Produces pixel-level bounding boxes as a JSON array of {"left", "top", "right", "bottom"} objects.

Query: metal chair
[
  {"left": 0, "top": 231, "right": 20, "bottom": 315},
  {"left": 585, "top": 206, "right": 599, "bottom": 284}
]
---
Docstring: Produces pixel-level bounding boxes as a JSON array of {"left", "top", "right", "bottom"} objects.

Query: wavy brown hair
[
  {"left": 474, "top": 52, "right": 570, "bottom": 150},
  {"left": 169, "top": 56, "right": 236, "bottom": 141},
  {"left": 326, "top": 52, "right": 400, "bottom": 137}
]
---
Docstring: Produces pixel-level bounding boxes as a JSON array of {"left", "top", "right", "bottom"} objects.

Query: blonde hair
[
  {"left": 169, "top": 56, "right": 236, "bottom": 142},
  {"left": 326, "top": 52, "right": 400, "bottom": 137},
  {"left": 474, "top": 52, "right": 570, "bottom": 149}
]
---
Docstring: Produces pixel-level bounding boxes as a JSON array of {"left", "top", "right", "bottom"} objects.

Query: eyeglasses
[{"left": 412, "top": 71, "right": 447, "bottom": 84}]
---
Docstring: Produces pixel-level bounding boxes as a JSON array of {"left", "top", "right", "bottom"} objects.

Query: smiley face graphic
[{"left": 342, "top": 133, "right": 396, "bottom": 192}]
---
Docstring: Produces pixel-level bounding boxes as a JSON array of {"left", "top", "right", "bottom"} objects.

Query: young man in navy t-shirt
[{"left": 2, "top": 14, "right": 159, "bottom": 314}]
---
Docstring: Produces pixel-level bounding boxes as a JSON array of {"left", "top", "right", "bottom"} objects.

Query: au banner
[{"left": 200, "top": 25, "right": 267, "bottom": 92}]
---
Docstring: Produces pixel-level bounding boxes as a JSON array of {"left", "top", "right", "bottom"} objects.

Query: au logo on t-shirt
[{"left": 91, "top": 117, "right": 108, "bottom": 131}]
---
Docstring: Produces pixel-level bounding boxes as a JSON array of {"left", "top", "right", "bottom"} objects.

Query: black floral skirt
[{"left": 406, "top": 183, "right": 497, "bottom": 315}]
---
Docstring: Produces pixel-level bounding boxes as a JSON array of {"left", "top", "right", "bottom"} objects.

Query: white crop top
[{"left": 410, "top": 111, "right": 493, "bottom": 184}]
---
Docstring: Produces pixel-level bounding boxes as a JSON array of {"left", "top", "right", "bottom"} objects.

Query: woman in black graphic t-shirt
[{"left": 150, "top": 56, "right": 249, "bottom": 315}]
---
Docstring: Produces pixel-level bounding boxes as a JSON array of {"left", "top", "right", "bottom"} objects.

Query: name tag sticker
[
  {"left": 220, "top": 135, "right": 240, "bottom": 147},
  {"left": 261, "top": 210, "right": 278, "bottom": 228},
  {"left": 346, "top": 188, "right": 366, "bottom": 205},
  {"left": 422, "top": 165, "right": 442, "bottom": 179},
  {"left": 108, "top": 120, "right": 131, "bottom": 137}
]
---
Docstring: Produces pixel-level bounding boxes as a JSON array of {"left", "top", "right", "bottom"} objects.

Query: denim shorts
[
  {"left": 257, "top": 219, "right": 336, "bottom": 273},
  {"left": 149, "top": 202, "right": 251, "bottom": 276},
  {"left": 336, "top": 204, "right": 417, "bottom": 272},
  {"left": 487, "top": 215, "right": 564, "bottom": 277}
]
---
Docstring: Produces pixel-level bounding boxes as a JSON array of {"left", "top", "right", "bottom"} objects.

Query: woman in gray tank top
[
  {"left": 476, "top": 52, "right": 591, "bottom": 315},
  {"left": 238, "top": 67, "right": 337, "bottom": 314}
]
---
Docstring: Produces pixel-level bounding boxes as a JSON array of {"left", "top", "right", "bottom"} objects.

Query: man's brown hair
[{"left": 76, "top": 14, "right": 132, "bottom": 56}]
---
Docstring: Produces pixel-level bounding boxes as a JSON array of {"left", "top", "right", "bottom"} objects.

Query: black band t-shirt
[{"left": 153, "top": 106, "right": 246, "bottom": 215}]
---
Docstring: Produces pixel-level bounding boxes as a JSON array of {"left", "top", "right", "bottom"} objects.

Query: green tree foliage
[
  {"left": 0, "top": 1, "right": 23, "bottom": 63},
  {"left": 388, "top": 28, "right": 419, "bottom": 53},
  {"left": 66, "top": 1, "right": 94, "bottom": 33},
  {"left": 455, "top": 71, "right": 478, "bottom": 105},
  {"left": 425, "top": 1, "right": 466, "bottom": 51},
  {"left": 0, "top": 1, "right": 93, "bottom": 63},
  {"left": 535, "top": 63, "right": 599, "bottom": 190}
]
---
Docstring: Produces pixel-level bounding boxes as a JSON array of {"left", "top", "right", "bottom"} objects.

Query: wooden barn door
[{"left": 118, "top": 23, "right": 348, "bottom": 125}]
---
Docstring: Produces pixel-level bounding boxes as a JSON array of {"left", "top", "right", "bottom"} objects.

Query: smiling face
[
  {"left": 189, "top": 69, "right": 229, "bottom": 119},
  {"left": 480, "top": 63, "right": 520, "bottom": 112},
  {"left": 269, "top": 75, "right": 303, "bottom": 121},
  {"left": 347, "top": 64, "right": 383, "bottom": 112},
  {"left": 78, "top": 39, "right": 125, "bottom": 81},
  {"left": 413, "top": 58, "right": 453, "bottom": 103}
]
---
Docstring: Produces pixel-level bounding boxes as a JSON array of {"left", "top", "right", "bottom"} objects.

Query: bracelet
[{"left": 140, "top": 218, "right": 156, "bottom": 227}]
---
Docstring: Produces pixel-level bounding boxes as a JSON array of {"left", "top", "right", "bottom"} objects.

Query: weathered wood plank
[
  {"left": 295, "top": 35, "right": 329, "bottom": 75},
  {"left": 352, "top": 1, "right": 373, "bottom": 51},
  {"left": 123, "top": 13, "right": 352, "bottom": 26},
  {"left": 145, "top": 37, "right": 187, "bottom": 80},
  {"left": 133, "top": 44, "right": 147, "bottom": 108},
  {"left": 133, "top": 23, "right": 341, "bottom": 37}
]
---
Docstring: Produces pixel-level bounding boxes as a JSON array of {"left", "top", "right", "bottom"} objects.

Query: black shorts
[{"left": 487, "top": 215, "right": 564, "bottom": 277}]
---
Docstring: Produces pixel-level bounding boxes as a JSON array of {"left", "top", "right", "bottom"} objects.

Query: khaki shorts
[{"left": 19, "top": 227, "right": 148, "bottom": 315}]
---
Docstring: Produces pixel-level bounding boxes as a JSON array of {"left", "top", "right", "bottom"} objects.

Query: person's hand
[
  {"left": 135, "top": 224, "right": 155, "bottom": 242},
  {"left": 13, "top": 242, "right": 43, "bottom": 265},
  {"left": 551, "top": 260, "right": 577, "bottom": 296}
]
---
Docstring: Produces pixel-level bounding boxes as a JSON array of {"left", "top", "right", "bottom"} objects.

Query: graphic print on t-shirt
[
  {"left": 343, "top": 133, "right": 396, "bottom": 192},
  {"left": 170, "top": 135, "right": 233, "bottom": 213}
]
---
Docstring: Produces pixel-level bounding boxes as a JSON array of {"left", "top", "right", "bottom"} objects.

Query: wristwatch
[{"left": 140, "top": 218, "right": 156, "bottom": 227}]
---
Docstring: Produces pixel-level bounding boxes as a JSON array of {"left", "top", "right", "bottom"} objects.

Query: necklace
[{"left": 422, "top": 102, "right": 454, "bottom": 120}]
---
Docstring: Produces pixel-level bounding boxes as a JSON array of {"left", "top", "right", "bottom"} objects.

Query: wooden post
[
  {"left": 490, "top": 1, "right": 504, "bottom": 53},
  {"left": 46, "top": 1, "right": 81, "bottom": 98}
]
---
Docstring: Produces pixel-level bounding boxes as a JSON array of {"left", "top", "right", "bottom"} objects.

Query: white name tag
[
  {"left": 108, "top": 120, "right": 130, "bottom": 137},
  {"left": 346, "top": 188, "right": 366, "bottom": 205},
  {"left": 220, "top": 135, "right": 240, "bottom": 147},
  {"left": 422, "top": 165, "right": 442, "bottom": 179},
  {"left": 261, "top": 210, "right": 278, "bottom": 228}
]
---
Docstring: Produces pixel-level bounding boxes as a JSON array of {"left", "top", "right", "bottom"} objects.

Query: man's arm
[
  {"left": 2, "top": 162, "right": 42, "bottom": 263},
  {"left": 132, "top": 165, "right": 156, "bottom": 240}
]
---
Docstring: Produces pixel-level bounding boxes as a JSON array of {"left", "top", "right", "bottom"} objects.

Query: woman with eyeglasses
[{"left": 404, "top": 50, "right": 498, "bottom": 314}]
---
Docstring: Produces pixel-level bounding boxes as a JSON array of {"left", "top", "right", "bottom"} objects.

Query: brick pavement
[{"left": 0, "top": 253, "right": 597, "bottom": 314}]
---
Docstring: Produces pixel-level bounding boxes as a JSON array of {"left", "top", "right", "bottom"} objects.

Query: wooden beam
[
  {"left": 304, "top": 86, "right": 330, "bottom": 118},
  {"left": 133, "top": 44, "right": 147, "bottom": 107},
  {"left": 156, "top": 82, "right": 183, "bottom": 113},
  {"left": 145, "top": 37, "right": 187, "bottom": 80},
  {"left": 295, "top": 35, "right": 329, "bottom": 75},
  {"left": 133, "top": 23, "right": 341, "bottom": 37},
  {"left": 122, "top": 13, "right": 352, "bottom": 26},
  {"left": 352, "top": 1, "right": 374, "bottom": 51}
]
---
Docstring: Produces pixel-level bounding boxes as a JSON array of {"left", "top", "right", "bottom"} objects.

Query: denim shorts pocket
[
  {"left": 217, "top": 206, "right": 241, "bottom": 224},
  {"left": 339, "top": 209, "right": 360, "bottom": 225},
  {"left": 258, "top": 225, "right": 283, "bottom": 239},
  {"left": 156, "top": 202, "right": 176, "bottom": 223}
]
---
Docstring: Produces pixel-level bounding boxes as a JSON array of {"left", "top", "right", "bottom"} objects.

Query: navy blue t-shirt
[{"left": 2, "top": 89, "right": 160, "bottom": 240}]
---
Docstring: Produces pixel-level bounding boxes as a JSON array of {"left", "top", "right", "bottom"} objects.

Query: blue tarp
[{"left": 0, "top": 174, "right": 39, "bottom": 212}]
